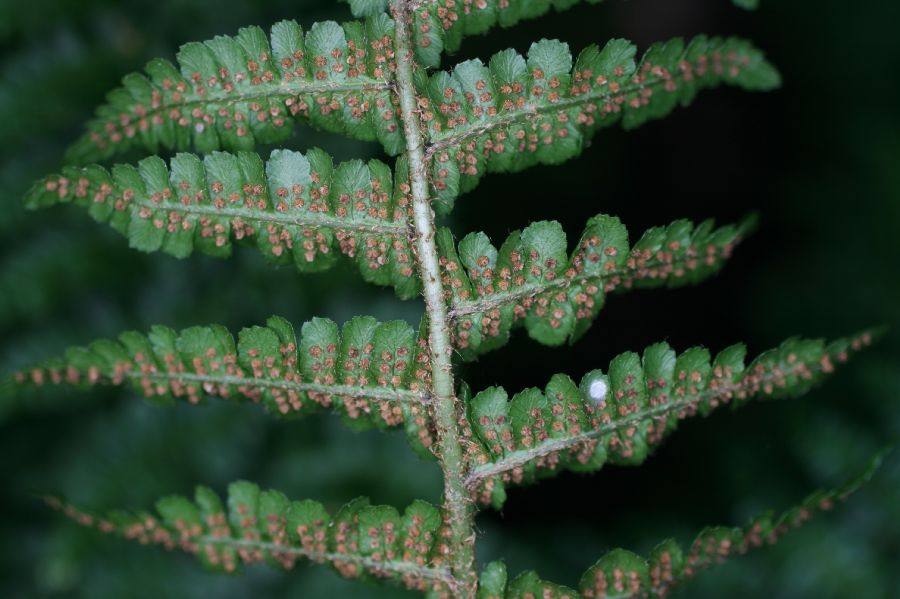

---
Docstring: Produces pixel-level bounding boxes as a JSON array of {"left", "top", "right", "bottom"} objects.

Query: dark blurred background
[{"left": 1, "top": 0, "right": 897, "bottom": 597}]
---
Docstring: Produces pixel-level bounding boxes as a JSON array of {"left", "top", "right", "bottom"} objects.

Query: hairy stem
[{"left": 391, "top": 2, "right": 476, "bottom": 595}]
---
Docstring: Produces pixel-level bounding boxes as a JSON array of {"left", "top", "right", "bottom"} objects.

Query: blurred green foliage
[{"left": 0, "top": 0, "right": 897, "bottom": 597}]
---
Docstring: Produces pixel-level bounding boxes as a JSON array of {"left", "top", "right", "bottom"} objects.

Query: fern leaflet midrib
[
  {"left": 131, "top": 370, "right": 428, "bottom": 403},
  {"left": 196, "top": 535, "right": 453, "bottom": 582},
  {"left": 130, "top": 197, "right": 408, "bottom": 235},
  {"left": 120, "top": 79, "right": 391, "bottom": 134}
]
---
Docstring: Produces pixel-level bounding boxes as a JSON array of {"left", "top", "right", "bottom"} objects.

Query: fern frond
[
  {"left": 45, "top": 481, "right": 454, "bottom": 592},
  {"left": 474, "top": 450, "right": 884, "bottom": 597},
  {"left": 343, "top": 2, "right": 758, "bottom": 67},
  {"left": 439, "top": 214, "right": 755, "bottom": 357},
  {"left": 421, "top": 35, "right": 779, "bottom": 213},
  {"left": 345, "top": 0, "right": 607, "bottom": 67},
  {"left": 8, "top": 315, "right": 437, "bottom": 454},
  {"left": 66, "top": 17, "right": 404, "bottom": 164},
  {"left": 507, "top": 571, "right": 579, "bottom": 598},
  {"left": 477, "top": 560, "right": 509, "bottom": 598},
  {"left": 463, "top": 331, "right": 876, "bottom": 508},
  {"left": 64, "top": 24, "right": 777, "bottom": 217},
  {"left": 577, "top": 449, "right": 888, "bottom": 598},
  {"left": 26, "top": 149, "right": 419, "bottom": 298}
]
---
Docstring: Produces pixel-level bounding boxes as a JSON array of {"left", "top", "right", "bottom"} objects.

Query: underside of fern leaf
[
  {"left": 27, "top": 149, "right": 420, "bottom": 297},
  {"left": 11, "top": 323, "right": 876, "bottom": 507},
  {"left": 347, "top": 0, "right": 609, "bottom": 67},
  {"left": 483, "top": 448, "right": 887, "bottom": 598},
  {"left": 66, "top": 18, "right": 404, "bottom": 164},
  {"left": 462, "top": 330, "right": 877, "bottom": 508},
  {"left": 9, "top": 315, "right": 437, "bottom": 455},
  {"left": 420, "top": 34, "right": 778, "bottom": 213},
  {"left": 64, "top": 16, "right": 777, "bottom": 218},
  {"left": 48, "top": 450, "right": 887, "bottom": 598},
  {"left": 440, "top": 213, "right": 756, "bottom": 355},
  {"left": 9, "top": 0, "right": 889, "bottom": 597},
  {"left": 46, "top": 481, "right": 454, "bottom": 593},
  {"left": 343, "top": 0, "right": 758, "bottom": 67},
  {"left": 27, "top": 154, "right": 752, "bottom": 340}
]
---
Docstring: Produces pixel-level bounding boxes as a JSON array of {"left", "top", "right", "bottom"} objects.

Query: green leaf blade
[
  {"left": 464, "top": 331, "right": 877, "bottom": 507},
  {"left": 444, "top": 214, "right": 751, "bottom": 357},
  {"left": 421, "top": 35, "right": 778, "bottom": 213},
  {"left": 66, "top": 19, "right": 402, "bottom": 164},
  {"left": 26, "top": 149, "right": 419, "bottom": 298},
  {"left": 45, "top": 485, "right": 454, "bottom": 591},
  {"left": 580, "top": 450, "right": 888, "bottom": 598},
  {"left": 8, "top": 315, "right": 435, "bottom": 442}
]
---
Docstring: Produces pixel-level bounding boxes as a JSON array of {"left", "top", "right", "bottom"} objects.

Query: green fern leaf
[
  {"left": 45, "top": 482, "right": 452, "bottom": 592},
  {"left": 422, "top": 35, "right": 779, "bottom": 213},
  {"left": 464, "top": 331, "right": 877, "bottom": 508},
  {"left": 66, "top": 17, "right": 404, "bottom": 164},
  {"left": 26, "top": 149, "right": 419, "bottom": 298},
  {"left": 477, "top": 560, "right": 509, "bottom": 599},
  {"left": 577, "top": 449, "right": 888, "bottom": 598},
  {"left": 476, "top": 449, "right": 884, "bottom": 597},
  {"left": 343, "top": 0, "right": 390, "bottom": 17},
  {"left": 8, "top": 315, "right": 436, "bottom": 454},
  {"left": 344, "top": 0, "right": 607, "bottom": 67},
  {"left": 343, "top": 1, "right": 757, "bottom": 67},
  {"left": 507, "top": 570, "right": 579, "bottom": 598},
  {"left": 440, "top": 214, "right": 756, "bottom": 358}
]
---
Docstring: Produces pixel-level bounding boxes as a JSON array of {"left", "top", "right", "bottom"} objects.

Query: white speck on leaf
[{"left": 588, "top": 378, "right": 608, "bottom": 406}]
